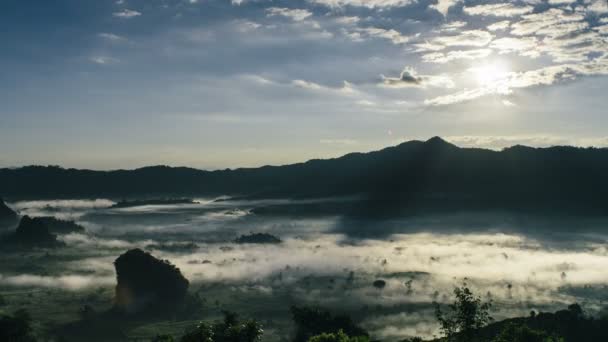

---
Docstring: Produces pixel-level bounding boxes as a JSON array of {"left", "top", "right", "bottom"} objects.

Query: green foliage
[
  {"left": 180, "top": 311, "right": 263, "bottom": 342},
  {"left": 291, "top": 306, "right": 369, "bottom": 342},
  {"left": 152, "top": 334, "right": 176, "bottom": 342},
  {"left": 491, "top": 322, "right": 564, "bottom": 342},
  {"left": 434, "top": 284, "right": 492, "bottom": 342},
  {"left": 0, "top": 309, "right": 36, "bottom": 342},
  {"left": 307, "top": 329, "right": 370, "bottom": 342}
]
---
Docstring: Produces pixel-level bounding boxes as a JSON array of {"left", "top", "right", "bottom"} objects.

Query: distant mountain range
[{"left": 1, "top": 137, "right": 607, "bottom": 215}]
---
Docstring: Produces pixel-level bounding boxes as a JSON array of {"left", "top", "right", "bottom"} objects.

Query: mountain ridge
[{"left": 1, "top": 137, "right": 608, "bottom": 216}]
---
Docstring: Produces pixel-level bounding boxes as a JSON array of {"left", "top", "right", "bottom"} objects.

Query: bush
[
  {"left": 181, "top": 311, "right": 263, "bottom": 342},
  {"left": 492, "top": 322, "right": 564, "bottom": 342},
  {"left": 308, "top": 329, "right": 369, "bottom": 342},
  {"left": 0, "top": 309, "right": 36, "bottom": 342},
  {"left": 291, "top": 306, "right": 368, "bottom": 342}
]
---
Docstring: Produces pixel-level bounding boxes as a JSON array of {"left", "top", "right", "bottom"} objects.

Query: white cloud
[
  {"left": 381, "top": 67, "right": 454, "bottom": 88},
  {"left": 266, "top": 7, "right": 313, "bottom": 21},
  {"left": 98, "top": 32, "right": 126, "bottom": 42},
  {"left": 502, "top": 99, "right": 516, "bottom": 107},
  {"left": 90, "top": 56, "right": 119, "bottom": 65},
  {"left": 464, "top": 3, "right": 533, "bottom": 17},
  {"left": 445, "top": 135, "right": 608, "bottom": 149},
  {"left": 422, "top": 49, "right": 492, "bottom": 63},
  {"left": 335, "top": 16, "right": 360, "bottom": 25},
  {"left": 548, "top": 0, "right": 577, "bottom": 4},
  {"left": 112, "top": 9, "right": 142, "bottom": 18},
  {"left": 308, "top": 0, "right": 414, "bottom": 8},
  {"left": 319, "top": 138, "right": 359, "bottom": 145},
  {"left": 510, "top": 8, "right": 584, "bottom": 36},
  {"left": 355, "top": 27, "right": 411, "bottom": 44},
  {"left": 587, "top": 0, "right": 608, "bottom": 14},
  {"left": 291, "top": 79, "right": 358, "bottom": 95},
  {"left": 425, "top": 59, "right": 608, "bottom": 105},
  {"left": 431, "top": 0, "right": 461, "bottom": 17},
  {"left": 487, "top": 20, "right": 510, "bottom": 31},
  {"left": 432, "top": 29, "right": 494, "bottom": 47},
  {"left": 490, "top": 37, "right": 540, "bottom": 58},
  {"left": 440, "top": 21, "right": 468, "bottom": 32}
]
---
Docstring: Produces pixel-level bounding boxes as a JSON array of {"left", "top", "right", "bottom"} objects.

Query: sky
[{"left": 1, "top": 0, "right": 607, "bottom": 169}]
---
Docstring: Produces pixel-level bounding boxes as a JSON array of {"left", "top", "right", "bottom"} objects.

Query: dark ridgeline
[
  {"left": 234, "top": 232, "right": 282, "bottom": 244},
  {"left": 0, "top": 198, "right": 18, "bottom": 225},
  {"left": 3, "top": 215, "right": 64, "bottom": 247},
  {"left": 110, "top": 198, "right": 197, "bottom": 209},
  {"left": 32, "top": 216, "right": 85, "bottom": 234},
  {"left": 113, "top": 249, "right": 189, "bottom": 314},
  {"left": 1, "top": 137, "right": 607, "bottom": 215}
]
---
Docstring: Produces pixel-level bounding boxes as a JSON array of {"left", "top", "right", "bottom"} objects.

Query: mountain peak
[{"left": 424, "top": 136, "right": 455, "bottom": 148}]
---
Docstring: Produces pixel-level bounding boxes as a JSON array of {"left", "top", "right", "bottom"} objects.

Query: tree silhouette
[
  {"left": 180, "top": 311, "right": 263, "bottom": 342},
  {"left": 434, "top": 284, "right": 493, "bottom": 341},
  {"left": 307, "top": 329, "right": 369, "bottom": 342}
]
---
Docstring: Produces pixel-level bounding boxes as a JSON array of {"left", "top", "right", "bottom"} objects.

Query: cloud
[
  {"left": 425, "top": 60, "right": 608, "bottom": 105},
  {"left": 510, "top": 8, "right": 584, "bottom": 36},
  {"left": 431, "top": 0, "right": 461, "bottom": 17},
  {"left": 291, "top": 79, "right": 357, "bottom": 95},
  {"left": 381, "top": 67, "right": 454, "bottom": 88},
  {"left": 440, "top": 21, "right": 468, "bottom": 32},
  {"left": 319, "top": 138, "right": 359, "bottom": 146},
  {"left": 422, "top": 49, "right": 492, "bottom": 63},
  {"left": 90, "top": 56, "right": 119, "bottom": 65},
  {"left": 548, "top": 0, "right": 577, "bottom": 4},
  {"left": 432, "top": 30, "right": 493, "bottom": 47},
  {"left": 444, "top": 135, "right": 608, "bottom": 149},
  {"left": 464, "top": 3, "right": 534, "bottom": 17},
  {"left": 502, "top": 99, "right": 516, "bottom": 107},
  {"left": 487, "top": 21, "right": 510, "bottom": 31},
  {"left": 490, "top": 37, "right": 540, "bottom": 57},
  {"left": 587, "top": 0, "right": 608, "bottom": 14},
  {"left": 112, "top": 9, "right": 142, "bottom": 18},
  {"left": 308, "top": 0, "right": 414, "bottom": 8},
  {"left": 98, "top": 32, "right": 126, "bottom": 42},
  {"left": 354, "top": 27, "right": 411, "bottom": 44},
  {"left": 266, "top": 7, "right": 313, "bottom": 21},
  {"left": 0, "top": 274, "right": 114, "bottom": 290}
]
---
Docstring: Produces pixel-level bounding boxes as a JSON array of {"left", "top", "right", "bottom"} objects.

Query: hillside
[{"left": 1, "top": 137, "right": 607, "bottom": 215}]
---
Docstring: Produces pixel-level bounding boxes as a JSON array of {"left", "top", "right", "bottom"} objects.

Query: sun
[{"left": 471, "top": 61, "right": 511, "bottom": 86}]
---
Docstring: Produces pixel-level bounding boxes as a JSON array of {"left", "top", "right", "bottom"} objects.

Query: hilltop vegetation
[
  {"left": 1, "top": 215, "right": 64, "bottom": 248},
  {"left": 2, "top": 138, "right": 608, "bottom": 217}
]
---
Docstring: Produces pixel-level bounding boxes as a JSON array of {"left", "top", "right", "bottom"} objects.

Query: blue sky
[{"left": 1, "top": 0, "right": 607, "bottom": 169}]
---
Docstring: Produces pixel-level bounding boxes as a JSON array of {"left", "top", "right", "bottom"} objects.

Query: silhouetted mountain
[
  {"left": 2, "top": 215, "right": 64, "bottom": 248},
  {"left": 0, "top": 198, "right": 18, "bottom": 226},
  {"left": 234, "top": 232, "right": 282, "bottom": 244},
  {"left": 1, "top": 137, "right": 607, "bottom": 216},
  {"left": 113, "top": 249, "right": 189, "bottom": 314},
  {"left": 110, "top": 198, "right": 197, "bottom": 209},
  {"left": 34, "top": 216, "right": 85, "bottom": 234}
]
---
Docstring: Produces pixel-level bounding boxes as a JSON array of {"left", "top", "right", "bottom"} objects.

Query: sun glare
[{"left": 471, "top": 61, "right": 511, "bottom": 86}]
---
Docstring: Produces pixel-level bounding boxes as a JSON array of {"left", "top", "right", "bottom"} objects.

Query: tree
[
  {"left": 291, "top": 306, "right": 368, "bottom": 342},
  {"left": 180, "top": 311, "right": 263, "bottom": 342},
  {"left": 152, "top": 335, "right": 175, "bottom": 342},
  {"left": 0, "top": 309, "right": 36, "bottom": 342},
  {"left": 434, "top": 284, "right": 492, "bottom": 341},
  {"left": 491, "top": 322, "right": 564, "bottom": 342},
  {"left": 308, "top": 329, "right": 369, "bottom": 342}
]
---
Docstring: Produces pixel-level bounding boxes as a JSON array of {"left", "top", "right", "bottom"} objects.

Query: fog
[{"left": 2, "top": 198, "right": 608, "bottom": 340}]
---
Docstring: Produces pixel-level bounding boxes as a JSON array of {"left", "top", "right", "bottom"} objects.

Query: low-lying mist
[{"left": 2, "top": 197, "right": 608, "bottom": 340}]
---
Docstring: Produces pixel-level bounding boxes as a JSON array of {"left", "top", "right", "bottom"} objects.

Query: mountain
[
  {"left": 0, "top": 198, "right": 18, "bottom": 226},
  {"left": 1, "top": 137, "right": 607, "bottom": 215}
]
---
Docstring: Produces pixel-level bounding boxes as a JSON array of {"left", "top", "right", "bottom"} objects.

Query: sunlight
[{"left": 470, "top": 61, "right": 511, "bottom": 86}]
